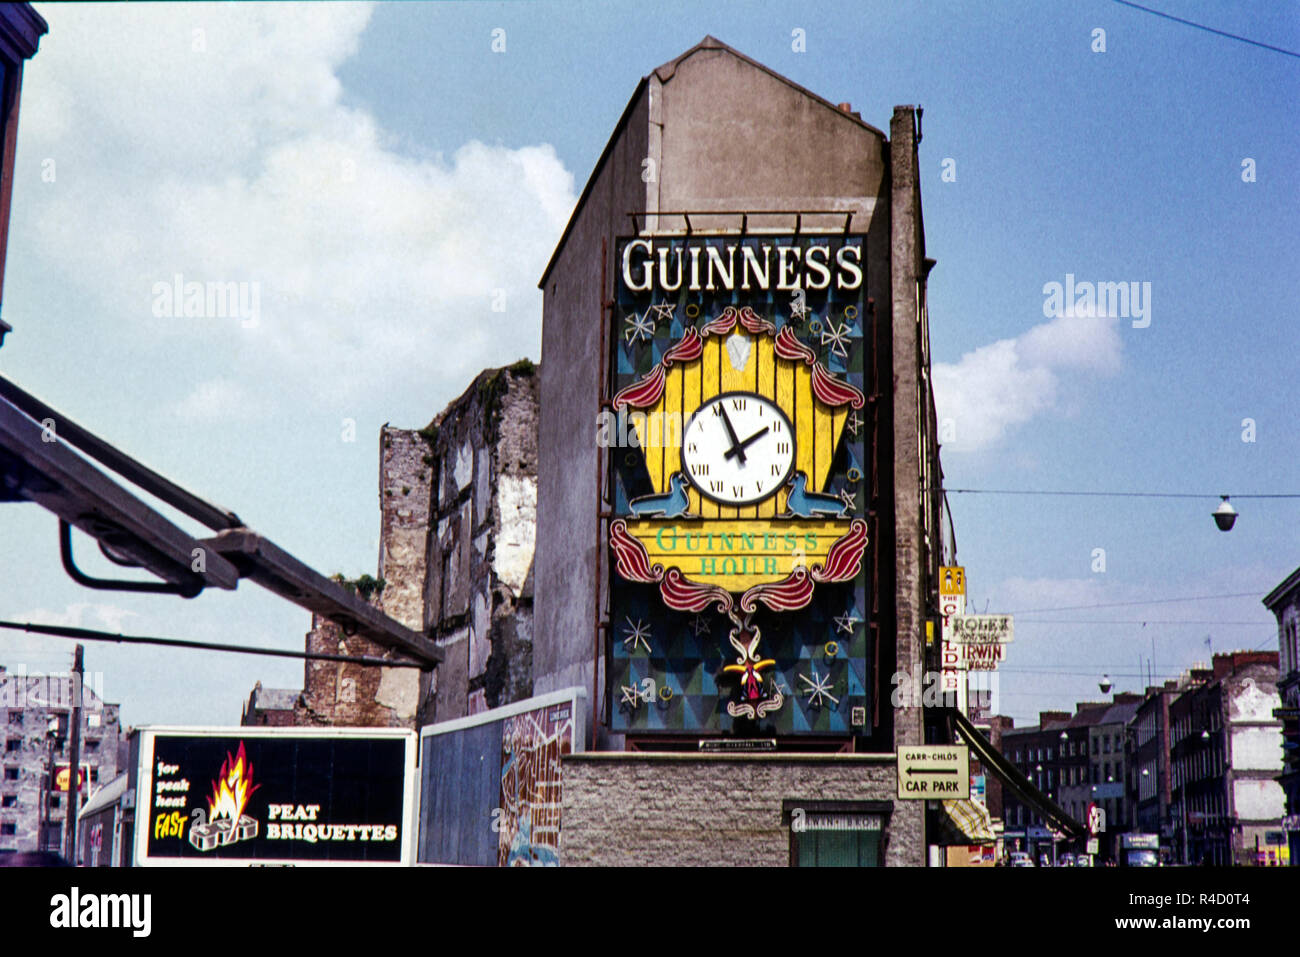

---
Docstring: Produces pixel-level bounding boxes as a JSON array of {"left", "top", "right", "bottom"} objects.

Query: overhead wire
[{"left": 1109, "top": 0, "right": 1300, "bottom": 60}]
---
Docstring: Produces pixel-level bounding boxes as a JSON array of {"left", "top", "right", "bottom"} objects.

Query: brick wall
[{"left": 561, "top": 752, "right": 913, "bottom": 866}]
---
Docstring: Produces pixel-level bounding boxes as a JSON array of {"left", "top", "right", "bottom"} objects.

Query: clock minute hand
[
  {"left": 724, "top": 426, "right": 770, "bottom": 462},
  {"left": 717, "top": 406, "right": 749, "bottom": 465}
]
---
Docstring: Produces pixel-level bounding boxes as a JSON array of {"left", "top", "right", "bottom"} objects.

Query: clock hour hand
[
  {"left": 717, "top": 406, "right": 749, "bottom": 465},
  {"left": 723, "top": 426, "right": 769, "bottom": 462}
]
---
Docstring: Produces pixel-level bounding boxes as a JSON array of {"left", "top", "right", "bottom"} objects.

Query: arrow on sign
[{"left": 904, "top": 767, "right": 959, "bottom": 775}]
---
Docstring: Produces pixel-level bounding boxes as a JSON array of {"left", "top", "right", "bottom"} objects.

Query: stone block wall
[
  {"left": 423, "top": 361, "right": 538, "bottom": 726},
  {"left": 561, "top": 752, "right": 918, "bottom": 866},
  {"left": 292, "top": 424, "right": 435, "bottom": 728}
]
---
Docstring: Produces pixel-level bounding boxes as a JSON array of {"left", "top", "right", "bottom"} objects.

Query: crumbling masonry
[{"left": 282, "top": 361, "right": 539, "bottom": 729}]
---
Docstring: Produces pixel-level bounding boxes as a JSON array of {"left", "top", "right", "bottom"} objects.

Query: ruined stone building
[{"left": 244, "top": 361, "right": 539, "bottom": 730}]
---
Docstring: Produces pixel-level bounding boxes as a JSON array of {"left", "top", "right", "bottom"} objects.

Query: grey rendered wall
[
  {"left": 888, "top": 105, "right": 927, "bottom": 864},
  {"left": 534, "top": 87, "right": 650, "bottom": 713}
]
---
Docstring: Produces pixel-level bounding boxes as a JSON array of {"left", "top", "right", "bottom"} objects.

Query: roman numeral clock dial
[{"left": 681, "top": 392, "right": 795, "bottom": 506}]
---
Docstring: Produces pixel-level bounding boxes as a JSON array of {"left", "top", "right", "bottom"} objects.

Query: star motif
[
  {"left": 648, "top": 302, "right": 676, "bottom": 325},
  {"left": 691, "top": 613, "right": 712, "bottom": 638},
  {"left": 798, "top": 668, "right": 840, "bottom": 709},
  {"left": 837, "top": 487, "right": 856, "bottom": 513},
  {"left": 821, "top": 320, "right": 851, "bottom": 359},
  {"left": 846, "top": 411, "right": 863, "bottom": 436},
  {"left": 832, "top": 611, "right": 862, "bottom": 636},
  {"left": 619, "top": 684, "right": 646, "bottom": 710},
  {"left": 622, "top": 616, "right": 652, "bottom": 654},
  {"left": 789, "top": 289, "right": 810, "bottom": 324},
  {"left": 623, "top": 310, "right": 655, "bottom": 344}
]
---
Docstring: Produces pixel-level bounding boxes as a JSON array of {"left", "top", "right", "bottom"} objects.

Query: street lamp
[
  {"left": 1099, "top": 674, "right": 1112, "bottom": 694},
  {"left": 1212, "top": 496, "right": 1237, "bottom": 532}
]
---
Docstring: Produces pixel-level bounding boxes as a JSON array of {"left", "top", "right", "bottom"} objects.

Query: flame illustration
[{"left": 207, "top": 741, "right": 260, "bottom": 828}]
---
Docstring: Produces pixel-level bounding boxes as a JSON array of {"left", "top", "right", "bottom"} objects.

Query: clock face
[{"left": 680, "top": 391, "right": 796, "bottom": 506}]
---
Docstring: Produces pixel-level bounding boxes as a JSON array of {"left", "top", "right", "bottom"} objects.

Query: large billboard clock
[
  {"left": 607, "top": 233, "right": 871, "bottom": 736},
  {"left": 681, "top": 391, "right": 795, "bottom": 507}
]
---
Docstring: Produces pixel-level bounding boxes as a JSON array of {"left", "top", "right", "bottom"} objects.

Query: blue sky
[{"left": 0, "top": 1, "right": 1297, "bottom": 728}]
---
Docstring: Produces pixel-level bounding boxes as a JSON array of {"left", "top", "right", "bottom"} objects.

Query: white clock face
[{"left": 680, "top": 391, "right": 796, "bottom": 506}]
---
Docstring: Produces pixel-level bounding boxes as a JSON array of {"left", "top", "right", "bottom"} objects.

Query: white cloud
[
  {"left": 1, "top": 602, "right": 139, "bottom": 657},
  {"left": 16, "top": 2, "right": 576, "bottom": 411},
  {"left": 173, "top": 378, "right": 254, "bottom": 421},
  {"left": 10, "top": 602, "right": 139, "bottom": 632},
  {"left": 933, "top": 313, "right": 1123, "bottom": 453}
]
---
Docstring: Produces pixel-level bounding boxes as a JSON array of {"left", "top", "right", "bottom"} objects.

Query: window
[
  {"left": 1103, "top": 736, "right": 1111, "bottom": 754},
  {"left": 0, "top": 795, "right": 14, "bottom": 808},
  {"left": 85, "top": 739, "right": 100, "bottom": 753},
  {"left": 1092, "top": 738, "right": 1099, "bottom": 755},
  {"left": 2, "top": 768, "right": 16, "bottom": 781},
  {"left": 4, "top": 739, "right": 19, "bottom": 753},
  {"left": 6, "top": 712, "right": 21, "bottom": 726},
  {"left": 0, "top": 823, "right": 14, "bottom": 836},
  {"left": 50, "top": 794, "right": 60, "bottom": 809},
  {"left": 90, "top": 768, "right": 99, "bottom": 783}
]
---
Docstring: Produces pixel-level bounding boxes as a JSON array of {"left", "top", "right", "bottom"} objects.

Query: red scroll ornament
[
  {"left": 774, "top": 326, "right": 865, "bottom": 410},
  {"left": 614, "top": 318, "right": 865, "bottom": 415},
  {"left": 611, "top": 328, "right": 704, "bottom": 412},
  {"left": 738, "top": 519, "right": 869, "bottom": 614},
  {"left": 609, "top": 520, "right": 734, "bottom": 615}
]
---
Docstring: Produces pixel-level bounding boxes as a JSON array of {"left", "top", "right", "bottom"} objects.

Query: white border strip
[{"left": 418, "top": 686, "right": 587, "bottom": 748}]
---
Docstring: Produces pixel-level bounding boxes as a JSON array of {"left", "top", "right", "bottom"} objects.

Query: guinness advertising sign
[{"left": 605, "top": 233, "right": 871, "bottom": 736}]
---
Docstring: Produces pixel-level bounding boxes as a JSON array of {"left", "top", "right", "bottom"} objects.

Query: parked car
[{"left": 1009, "top": 851, "right": 1034, "bottom": 867}]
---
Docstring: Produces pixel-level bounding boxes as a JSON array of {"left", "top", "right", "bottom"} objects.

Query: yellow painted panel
[
  {"left": 661, "top": 359, "right": 682, "bottom": 491},
  {"left": 624, "top": 518, "right": 852, "bottom": 593},
  {"left": 628, "top": 331, "right": 852, "bottom": 515},
  {"left": 794, "top": 363, "right": 815, "bottom": 490},
  {"left": 775, "top": 358, "right": 795, "bottom": 515},
  {"left": 718, "top": 332, "right": 755, "bottom": 394},
  {"left": 814, "top": 398, "right": 832, "bottom": 490},
  {"left": 699, "top": 339, "right": 720, "bottom": 519},
  {"left": 681, "top": 356, "right": 702, "bottom": 514},
  {"left": 756, "top": 340, "right": 777, "bottom": 519}
]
